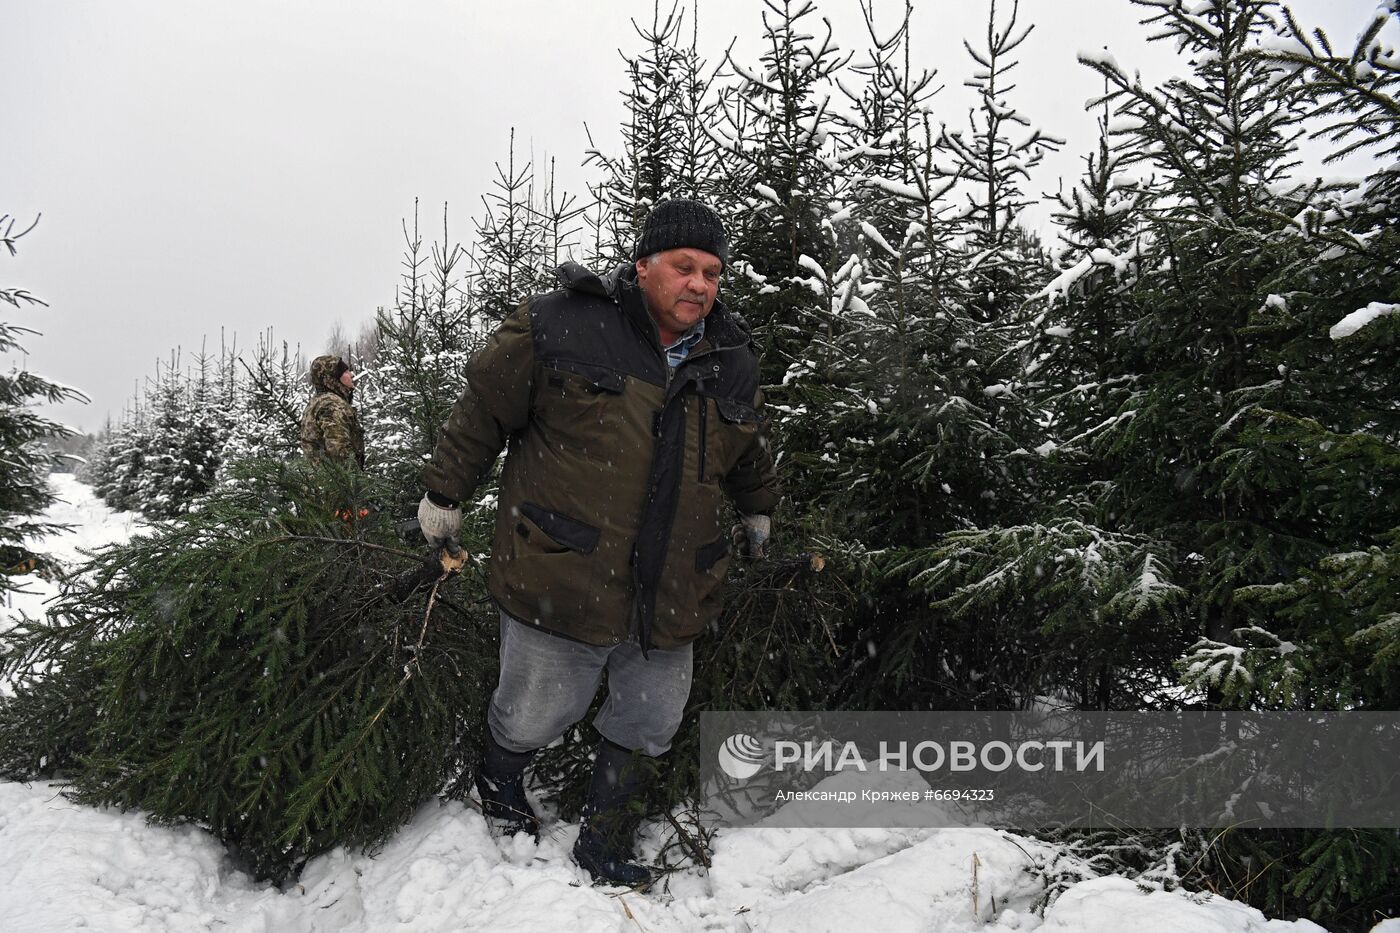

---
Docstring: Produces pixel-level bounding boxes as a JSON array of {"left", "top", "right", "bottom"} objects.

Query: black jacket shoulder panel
[
  {"left": 534, "top": 262, "right": 761, "bottom": 395},
  {"left": 529, "top": 285, "right": 664, "bottom": 385}
]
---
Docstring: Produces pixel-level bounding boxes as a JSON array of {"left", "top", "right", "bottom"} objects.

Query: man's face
[
  {"left": 339, "top": 369, "right": 354, "bottom": 390},
  {"left": 635, "top": 247, "right": 722, "bottom": 339}
]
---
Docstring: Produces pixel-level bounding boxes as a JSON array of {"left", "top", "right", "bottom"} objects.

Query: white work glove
[
  {"left": 418, "top": 493, "right": 462, "bottom": 548},
  {"left": 730, "top": 513, "right": 771, "bottom": 559}
]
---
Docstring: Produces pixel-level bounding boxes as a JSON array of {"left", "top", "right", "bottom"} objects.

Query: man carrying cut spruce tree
[{"left": 417, "top": 199, "right": 780, "bottom": 887}]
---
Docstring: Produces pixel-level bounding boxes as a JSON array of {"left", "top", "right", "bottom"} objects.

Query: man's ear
[{"left": 635, "top": 257, "right": 649, "bottom": 281}]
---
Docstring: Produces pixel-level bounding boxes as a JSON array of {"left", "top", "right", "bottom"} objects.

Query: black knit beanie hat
[{"left": 633, "top": 198, "right": 729, "bottom": 267}]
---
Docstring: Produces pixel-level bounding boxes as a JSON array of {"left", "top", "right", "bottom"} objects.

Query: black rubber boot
[
  {"left": 572, "top": 739, "right": 655, "bottom": 887},
  {"left": 476, "top": 732, "right": 541, "bottom": 840}
]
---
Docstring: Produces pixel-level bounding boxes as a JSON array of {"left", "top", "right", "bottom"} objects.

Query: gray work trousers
[{"left": 486, "top": 609, "right": 694, "bottom": 757}]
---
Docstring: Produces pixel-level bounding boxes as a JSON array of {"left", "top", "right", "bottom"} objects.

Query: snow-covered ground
[
  {"left": 2, "top": 472, "right": 142, "bottom": 608},
  {"left": 1, "top": 473, "right": 143, "bottom": 697},
  {"left": 0, "top": 478, "right": 1350, "bottom": 932}
]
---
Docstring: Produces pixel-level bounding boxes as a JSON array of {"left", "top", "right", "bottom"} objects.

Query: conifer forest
[{"left": 3, "top": 0, "right": 1398, "bottom": 929}]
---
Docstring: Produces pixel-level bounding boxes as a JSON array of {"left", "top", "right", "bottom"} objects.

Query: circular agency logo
[{"left": 717, "top": 733, "right": 765, "bottom": 780}]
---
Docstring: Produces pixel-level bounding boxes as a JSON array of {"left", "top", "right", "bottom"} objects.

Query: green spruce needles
[{"left": 0, "top": 460, "right": 494, "bottom": 881}]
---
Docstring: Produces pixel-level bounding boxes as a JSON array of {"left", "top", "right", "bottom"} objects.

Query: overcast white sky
[{"left": 4, "top": 0, "right": 1387, "bottom": 432}]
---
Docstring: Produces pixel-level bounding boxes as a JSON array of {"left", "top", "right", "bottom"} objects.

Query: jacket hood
[
  {"left": 553, "top": 260, "right": 623, "bottom": 299},
  {"left": 309, "top": 354, "right": 352, "bottom": 401}
]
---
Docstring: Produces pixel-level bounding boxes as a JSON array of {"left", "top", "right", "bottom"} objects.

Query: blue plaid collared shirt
[{"left": 663, "top": 317, "right": 705, "bottom": 368}]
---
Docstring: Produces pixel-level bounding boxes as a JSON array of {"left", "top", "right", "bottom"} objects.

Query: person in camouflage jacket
[
  {"left": 300, "top": 355, "right": 365, "bottom": 469},
  {"left": 417, "top": 200, "right": 780, "bottom": 886}
]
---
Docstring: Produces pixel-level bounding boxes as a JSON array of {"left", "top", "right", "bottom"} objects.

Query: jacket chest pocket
[
  {"left": 703, "top": 395, "right": 761, "bottom": 480},
  {"left": 534, "top": 365, "right": 628, "bottom": 459}
]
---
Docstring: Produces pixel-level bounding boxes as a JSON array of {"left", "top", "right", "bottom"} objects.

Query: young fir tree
[
  {"left": 1212, "top": 0, "right": 1400, "bottom": 714},
  {"left": 584, "top": 0, "right": 726, "bottom": 267},
  {"left": 788, "top": 0, "right": 1066, "bottom": 709},
  {"left": 1029, "top": 89, "right": 1152, "bottom": 389},
  {"left": 697, "top": 2, "right": 863, "bottom": 708},
  {"left": 533, "top": 157, "right": 587, "bottom": 279},
  {"left": 1008, "top": 96, "right": 1191, "bottom": 710},
  {"left": 1017, "top": 1, "right": 1398, "bottom": 925},
  {"left": 127, "top": 349, "right": 226, "bottom": 520},
  {"left": 1154, "top": 10, "right": 1399, "bottom": 925},
  {"left": 169, "top": 344, "right": 228, "bottom": 509},
  {"left": 0, "top": 459, "right": 495, "bottom": 882},
  {"left": 831, "top": 0, "right": 951, "bottom": 508},
  {"left": 936, "top": 0, "right": 1062, "bottom": 325},
  {"left": 470, "top": 130, "right": 564, "bottom": 323},
  {"left": 216, "top": 329, "right": 308, "bottom": 488},
  {"left": 858, "top": 0, "right": 1319, "bottom": 716},
  {"left": 771, "top": 0, "right": 961, "bottom": 703},
  {"left": 709, "top": 0, "right": 852, "bottom": 382},
  {"left": 129, "top": 354, "right": 178, "bottom": 517},
  {"left": 0, "top": 214, "right": 86, "bottom": 580},
  {"left": 84, "top": 397, "right": 151, "bottom": 515},
  {"left": 360, "top": 201, "right": 484, "bottom": 504},
  {"left": 87, "top": 329, "right": 304, "bottom": 514},
  {"left": 1037, "top": 0, "right": 1314, "bottom": 695}
]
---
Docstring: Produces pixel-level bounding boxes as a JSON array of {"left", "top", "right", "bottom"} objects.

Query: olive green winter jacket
[{"left": 422, "top": 262, "right": 780, "bottom": 652}]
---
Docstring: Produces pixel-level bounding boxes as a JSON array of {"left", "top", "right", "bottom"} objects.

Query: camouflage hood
[{"left": 309, "top": 355, "right": 352, "bottom": 401}]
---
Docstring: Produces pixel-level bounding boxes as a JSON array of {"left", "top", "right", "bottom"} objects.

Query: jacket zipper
[{"left": 697, "top": 395, "right": 707, "bottom": 481}]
